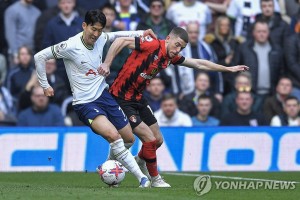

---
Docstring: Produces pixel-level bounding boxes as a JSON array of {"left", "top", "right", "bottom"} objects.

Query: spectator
[
  {"left": 237, "top": 20, "right": 284, "bottom": 97},
  {"left": 208, "top": 15, "right": 241, "bottom": 94},
  {"left": 4, "top": 0, "right": 41, "bottom": 67},
  {"left": 101, "top": 3, "right": 130, "bottom": 85},
  {"left": 226, "top": 0, "right": 279, "bottom": 38},
  {"left": 178, "top": 72, "right": 221, "bottom": 118},
  {"left": 221, "top": 72, "right": 264, "bottom": 118},
  {"left": 144, "top": 77, "right": 165, "bottom": 112},
  {"left": 115, "top": 0, "right": 140, "bottom": 31},
  {"left": 0, "top": 71, "right": 16, "bottom": 126},
  {"left": 136, "top": 0, "right": 176, "bottom": 39},
  {"left": 17, "top": 85, "right": 65, "bottom": 126},
  {"left": 203, "top": 0, "right": 231, "bottom": 33},
  {"left": 220, "top": 91, "right": 266, "bottom": 126},
  {"left": 166, "top": 0, "right": 212, "bottom": 39},
  {"left": 290, "top": 0, "right": 300, "bottom": 33},
  {"left": 175, "top": 22, "right": 222, "bottom": 97},
  {"left": 270, "top": 96, "right": 300, "bottom": 126},
  {"left": 0, "top": 54, "right": 7, "bottom": 85},
  {"left": 154, "top": 93, "right": 192, "bottom": 126},
  {"left": 191, "top": 94, "right": 220, "bottom": 126},
  {"left": 34, "top": 0, "right": 85, "bottom": 52},
  {"left": 0, "top": 0, "right": 14, "bottom": 56},
  {"left": 248, "top": 0, "right": 290, "bottom": 48},
  {"left": 6, "top": 46, "right": 34, "bottom": 100},
  {"left": 263, "top": 76, "right": 293, "bottom": 124}
]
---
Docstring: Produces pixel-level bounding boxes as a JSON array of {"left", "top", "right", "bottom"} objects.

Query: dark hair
[
  {"left": 100, "top": 3, "right": 117, "bottom": 15},
  {"left": 161, "top": 93, "right": 177, "bottom": 103},
  {"left": 169, "top": 27, "right": 189, "bottom": 43},
  {"left": 150, "top": 0, "right": 165, "bottom": 7},
  {"left": 84, "top": 9, "right": 106, "bottom": 27},
  {"left": 260, "top": 0, "right": 274, "bottom": 3},
  {"left": 284, "top": 96, "right": 299, "bottom": 104},
  {"left": 253, "top": 19, "right": 269, "bottom": 30},
  {"left": 198, "top": 94, "right": 212, "bottom": 102}
]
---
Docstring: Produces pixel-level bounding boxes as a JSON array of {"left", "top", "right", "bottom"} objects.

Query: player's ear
[
  {"left": 166, "top": 35, "right": 170, "bottom": 43},
  {"left": 82, "top": 22, "right": 87, "bottom": 30}
]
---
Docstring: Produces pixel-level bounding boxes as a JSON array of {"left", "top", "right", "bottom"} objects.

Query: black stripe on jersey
[
  {"left": 135, "top": 37, "right": 140, "bottom": 51},
  {"left": 173, "top": 56, "right": 185, "bottom": 65},
  {"left": 51, "top": 46, "right": 58, "bottom": 59}
]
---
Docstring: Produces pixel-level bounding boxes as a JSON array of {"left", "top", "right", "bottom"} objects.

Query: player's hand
[
  {"left": 98, "top": 63, "right": 110, "bottom": 77},
  {"left": 44, "top": 86, "right": 54, "bottom": 97},
  {"left": 143, "top": 29, "right": 157, "bottom": 39},
  {"left": 228, "top": 65, "right": 249, "bottom": 72}
]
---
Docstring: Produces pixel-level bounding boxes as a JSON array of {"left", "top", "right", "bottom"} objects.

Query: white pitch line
[{"left": 163, "top": 172, "right": 300, "bottom": 184}]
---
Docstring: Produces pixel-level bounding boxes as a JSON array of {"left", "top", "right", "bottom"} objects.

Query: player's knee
[
  {"left": 156, "top": 137, "right": 163, "bottom": 148},
  {"left": 124, "top": 135, "right": 135, "bottom": 144},
  {"left": 106, "top": 131, "right": 121, "bottom": 143}
]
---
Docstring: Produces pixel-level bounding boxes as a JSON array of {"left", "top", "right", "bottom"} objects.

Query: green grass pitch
[{"left": 0, "top": 172, "right": 299, "bottom": 200}]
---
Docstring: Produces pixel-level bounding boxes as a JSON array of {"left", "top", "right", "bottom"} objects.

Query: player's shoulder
[{"left": 140, "top": 36, "right": 160, "bottom": 47}]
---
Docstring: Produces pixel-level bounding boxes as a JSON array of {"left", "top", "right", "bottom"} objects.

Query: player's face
[
  {"left": 166, "top": 36, "right": 187, "bottom": 59},
  {"left": 284, "top": 99, "right": 300, "bottom": 119},
  {"left": 161, "top": 99, "right": 177, "bottom": 118},
  {"left": 197, "top": 99, "right": 212, "bottom": 116},
  {"left": 261, "top": 1, "right": 274, "bottom": 17},
  {"left": 276, "top": 78, "right": 292, "bottom": 96},
  {"left": 82, "top": 22, "right": 103, "bottom": 46}
]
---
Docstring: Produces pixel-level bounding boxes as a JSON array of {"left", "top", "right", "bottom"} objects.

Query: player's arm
[
  {"left": 98, "top": 37, "right": 136, "bottom": 76},
  {"left": 181, "top": 57, "right": 249, "bottom": 72},
  {"left": 34, "top": 46, "right": 55, "bottom": 96},
  {"left": 106, "top": 29, "right": 156, "bottom": 42}
]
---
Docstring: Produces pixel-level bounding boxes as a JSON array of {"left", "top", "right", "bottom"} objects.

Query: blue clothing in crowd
[{"left": 191, "top": 116, "right": 220, "bottom": 126}]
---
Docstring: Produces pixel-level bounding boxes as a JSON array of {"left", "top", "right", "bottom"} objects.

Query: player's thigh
[
  {"left": 133, "top": 121, "right": 156, "bottom": 142},
  {"left": 148, "top": 122, "right": 163, "bottom": 147},
  {"left": 91, "top": 115, "right": 121, "bottom": 143}
]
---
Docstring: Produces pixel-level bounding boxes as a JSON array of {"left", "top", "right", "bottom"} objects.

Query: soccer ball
[{"left": 97, "top": 160, "right": 126, "bottom": 186}]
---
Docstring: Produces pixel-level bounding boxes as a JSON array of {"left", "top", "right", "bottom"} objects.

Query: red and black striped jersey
[{"left": 110, "top": 36, "right": 185, "bottom": 101}]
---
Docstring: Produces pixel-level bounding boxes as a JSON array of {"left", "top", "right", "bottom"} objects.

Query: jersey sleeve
[
  {"left": 171, "top": 55, "right": 185, "bottom": 65},
  {"left": 134, "top": 36, "right": 158, "bottom": 52},
  {"left": 50, "top": 40, "right": 73, "bottom": 59}
]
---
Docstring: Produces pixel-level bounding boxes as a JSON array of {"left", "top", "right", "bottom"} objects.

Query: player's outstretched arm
[
  {"left": 181, "top": 57, "right": 249, "bottom": 72},
  {"left": 34, "top": 47, "right": 55, "bottom": 96},
  {"left": 98, "top": 37, "right": 136, "bottom": 76},
  {"left": 107, "top": 29, "right": 157, "bottom": 42}
]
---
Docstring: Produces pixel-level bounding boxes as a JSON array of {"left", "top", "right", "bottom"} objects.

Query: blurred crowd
[{"left": 0, "top": 0, "right": 300, "bottom": 127}]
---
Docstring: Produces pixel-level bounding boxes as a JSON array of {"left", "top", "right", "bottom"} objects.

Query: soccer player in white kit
[{"left": 34, "top": 9, "right": 156, "bottom": 188}]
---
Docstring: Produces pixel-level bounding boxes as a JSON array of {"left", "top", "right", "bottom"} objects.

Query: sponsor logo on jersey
[
  {"left": 140, "top": 73, "right": 153, "bottom": 79},
  {"left": 85, "top": 69, "right": 97, "bottom": 76}
]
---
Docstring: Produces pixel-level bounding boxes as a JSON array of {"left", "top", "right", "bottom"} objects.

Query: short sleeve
[
  {"left": 135, "top": 36, "right": 159, "bottom": 52},
  {"left": 171, "top": 55, "right": 185, "bottom": 65},
  {"left": 50, "top": 40, "right": 72, "bottom": 59}
]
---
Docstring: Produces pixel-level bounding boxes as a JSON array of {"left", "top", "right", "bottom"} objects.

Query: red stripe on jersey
[{"left": 110, "top": 37, "right": 184, "bottom": 101}]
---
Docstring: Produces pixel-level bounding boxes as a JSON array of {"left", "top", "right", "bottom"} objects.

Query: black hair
[
  {"left": 150, "top": 0, "right": 165, "bottom": 7},
  {"left": 253, "top": 18, "right": 269, "bottom": 30},
  {"left": 100, "top": 3, "right": 117, "bottom": 15},
  {"left": 260, "top": 0, "right": 274, "bottom": 3},
  {"left": 84, "top": 9, "right": 106, "bottom": 27},
  {"left": 169, "top": 27, "right": 189, "bottom": 43},
  {"left": 285, "top": 96, "right": 299, "bottom": 104},
  {"left": 197, "top": 94, "right": 212, "bottom": 102}
]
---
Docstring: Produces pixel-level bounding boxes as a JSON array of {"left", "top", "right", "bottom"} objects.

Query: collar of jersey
[
  {"left": 80, "top": 33, "right": 94, "bottom": 50},
  {"left": 159, "top": 40, "right": 167, "bottom": 58}
]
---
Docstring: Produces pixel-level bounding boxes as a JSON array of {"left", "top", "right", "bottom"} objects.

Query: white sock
[
  {"left": 107, "top": 142, "right": 133, "bottom": 160},
  {"left": 110, "top": 139, "right": 146, "bottom": 182}
]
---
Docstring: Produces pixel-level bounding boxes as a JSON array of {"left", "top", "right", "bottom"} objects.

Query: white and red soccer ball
[{"left": 97, "top": 160, "right": 126, "bottom": 186}]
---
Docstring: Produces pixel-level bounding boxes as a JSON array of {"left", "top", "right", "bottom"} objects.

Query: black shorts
[{"left": 113, "top": 96, "right": 157, "bottom": 129}]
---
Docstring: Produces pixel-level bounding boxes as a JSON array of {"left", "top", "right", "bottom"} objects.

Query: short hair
[
  {"left": 84, "top": 9, "right": 106, "bottom": 27},
  {"left": 284, "top": 96, "right": 299, "bottom": 104},
  {"left": 161, "top": 93, "right": 177, "bottom": 103},
  {"left": 198, "top": 94, "right": 212, "bottom": 103},
  {"left": 100, "top": 3, "right": 117, "bottom": 15},
  {"left": 260, "top": 0, "right": 274, "bottom": 3},
  {"left": 236, "top": 91, "right": 253, "bottom": 98},
  {"left": 150, "top": 0, "right": 165, "bottom": 7},
  {"left": 169, "top": 27, "right": 189, "bottom": 43},
  {"left": 253, "top": 19, "right": 269, "bottom": 30}
]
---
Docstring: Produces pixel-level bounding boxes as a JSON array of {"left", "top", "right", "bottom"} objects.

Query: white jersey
[
  {"left": 35, "top": 31, "right": 144, "bottom": 105},
  {"left": 166, "top": 1, "right": 212, "bottom": 39},
  {"left": 227, "top": 0, "right": 280, "bottom": 37}
]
